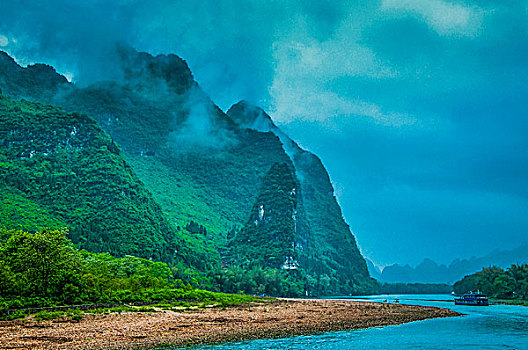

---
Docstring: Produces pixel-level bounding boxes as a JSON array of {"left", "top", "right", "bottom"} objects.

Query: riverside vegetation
[
  {"left": 0, "top": 227, "right": 262, "bottom": 321},
  {"left": 454, "top": 265, "right": 528, "bottom": 304}
]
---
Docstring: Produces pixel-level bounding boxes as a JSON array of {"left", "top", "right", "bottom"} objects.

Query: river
[{"left": 183, "top": 294, "right": 528, "bottom": 349}]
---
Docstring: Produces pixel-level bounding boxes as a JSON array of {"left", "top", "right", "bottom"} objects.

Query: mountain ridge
[
  {"left": 0, "top": 47, "right": 377, "bottom": 295},
  {"left": 371, "top": 243, "right": 528, "bottom": 284}
]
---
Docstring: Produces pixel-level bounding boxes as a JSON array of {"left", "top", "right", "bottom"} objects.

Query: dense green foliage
[
  {"left": 0, "top": 228, "right": 259, "bottom": 315},
  {"left": 0, "top": 95, "right": 215, "bottom": 268},
  {"left": 0, "top": 185, "right": 65, "bottom": 231},
  {"left": 453, "top": 265, "right": 528, "bottom": 300},
  {"left": 231, "top": 162, "right": 299, "bottom": 269},
  {"left": 204, "top": 267, "right": 306, "bottom": 297}
]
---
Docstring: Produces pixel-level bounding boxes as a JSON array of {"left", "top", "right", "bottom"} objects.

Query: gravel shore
[{"left": 0, "top": 299, "right": 460, "bottom": 350}]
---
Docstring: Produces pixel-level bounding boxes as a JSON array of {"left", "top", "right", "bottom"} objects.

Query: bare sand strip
[{"left": 0, "top": 299, "right": 461, "bottom": 350}]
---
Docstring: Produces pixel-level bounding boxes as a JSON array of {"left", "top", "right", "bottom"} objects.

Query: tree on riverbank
[
  {"left": 453, "top": 265, "right": 528, "bottom": 300},
  {"left": 0, "top": 228, "right": 253, "bottom": 311}
]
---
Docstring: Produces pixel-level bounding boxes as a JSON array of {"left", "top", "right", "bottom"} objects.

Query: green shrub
[
  {"left": 33, "top": 310, "right": 64, "bottom": 322},
  {"left": 0, "top": 309, "right": 28, "bottom": 321},
  {"left": 136, "top": 306, "right": 156, "bottom": 312}
]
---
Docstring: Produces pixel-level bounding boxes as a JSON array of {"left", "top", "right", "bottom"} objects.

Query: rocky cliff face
[{"left": 228, "top": 101, "right": 372, "bottom": 294}]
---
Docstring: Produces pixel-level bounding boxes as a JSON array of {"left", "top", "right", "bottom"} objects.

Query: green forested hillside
[
  {"left": 0, "top": 185, "right": 65, "bottom": 231},
  {"left": 231, "top": 162, "right": 299, "bottom": 269},
  {"left": 0, "top": 48, "right": 377, "bottom": 296},
  {"left": 37, "top": 47, "right": 292, "bottom": 243},
  {"left": 0, "top": 95, "right": 217, "bottom": 270},
  {"left": 126, "top": 127, "right": 292, "bottom": 238}
]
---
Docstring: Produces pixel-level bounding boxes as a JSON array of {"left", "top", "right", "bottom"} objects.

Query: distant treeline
[
  {"left": 453, "top": 265, "right": 528, "bottom": 300},
  {"left": 380, "top": 283, "right": 452, "bottom": 294}
]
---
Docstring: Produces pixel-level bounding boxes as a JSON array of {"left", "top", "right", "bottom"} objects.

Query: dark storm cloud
[
  {"left": 0, "top": 0, "right": 356, "bottom": 107},
  {"left": 1, "top": 0, "right": 527, "bottom": 266},
  {"left": 0, "top": 0, "right": 141, "bottom": 83}
]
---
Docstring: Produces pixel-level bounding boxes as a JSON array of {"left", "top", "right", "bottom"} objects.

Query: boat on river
[{"left": 454, "top": 291, "right": 489, "bottom": 306}]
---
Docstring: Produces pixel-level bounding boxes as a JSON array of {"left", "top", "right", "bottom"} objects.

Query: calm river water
[{"left": 180, "top": 294, "right": 528, "bottom": 350}]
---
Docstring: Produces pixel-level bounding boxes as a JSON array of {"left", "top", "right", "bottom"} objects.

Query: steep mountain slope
[
  {"left": 0, "top": 94, "right": 216, "bottom": 269},
  {"left": 53, "top": 47, "right": 294, "bottom": 243},
  {"left": 227, "top": 101, "right": 373, "bottom": 293},
  {"left": 0, "top": 48, "right": 376, "bottom": 295},
  {"left": 365, "top": 258, "right": 384, "bottom": 281}
]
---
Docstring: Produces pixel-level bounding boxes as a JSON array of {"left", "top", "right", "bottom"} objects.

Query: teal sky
[{"left": 1, "top": 0, "right": 527, "bottom": 266}]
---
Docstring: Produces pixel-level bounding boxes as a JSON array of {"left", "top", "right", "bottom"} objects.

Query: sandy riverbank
[{"left": 0, "top": 299, "right": 461, "bottom": 350}]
